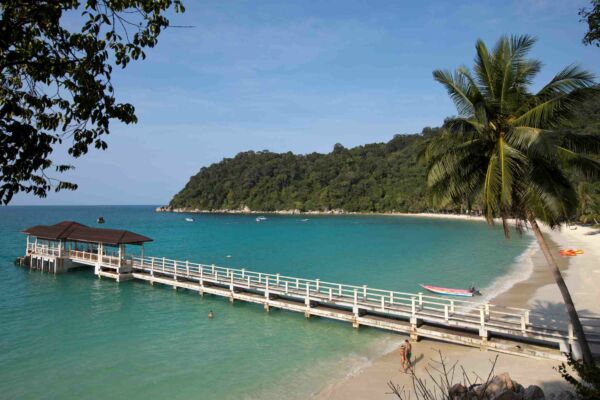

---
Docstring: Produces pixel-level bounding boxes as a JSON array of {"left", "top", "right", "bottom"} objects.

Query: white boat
[
  {"left": 255, "top": 216, "right": 267, "bottom": 222},
  {"left": 300, "top": 218, "right": 309, "bottom": 222},
  {"left": 185, "top": 217, "right": 194, "bottom": 222}
]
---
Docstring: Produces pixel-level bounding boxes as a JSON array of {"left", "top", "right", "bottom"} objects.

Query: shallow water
[{"left": 0, "top": 206, "right": 532, "bottom": 399}]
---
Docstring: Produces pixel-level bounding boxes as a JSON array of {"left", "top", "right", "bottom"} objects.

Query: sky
[{"left": 10, "top": 0, "right": 600, "bottom": 205}]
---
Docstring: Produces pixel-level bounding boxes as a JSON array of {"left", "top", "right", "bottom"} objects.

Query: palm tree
[{"left": 423, "top": 35, "right": 600, "bottom": 365}]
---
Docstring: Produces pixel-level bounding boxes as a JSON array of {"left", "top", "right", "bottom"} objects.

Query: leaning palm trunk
[
  {"left": 527, "top": 212, "right": 594, "bottom": 365},
  {"left": 425, "top": 35, "right": 600, "bottom": 365}
]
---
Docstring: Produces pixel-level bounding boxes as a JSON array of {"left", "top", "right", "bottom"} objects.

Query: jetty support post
[
  {"left": 172, "top": 260, "right": 178, "bottom": 289},
  {"left": 304, "top": 282, "right": 311, "bottom": 318},
  {"left": 263, "top": 277, "right": 270, "bottom": 311},
  {"left": 566, "top": 323, "right": 583, "bottom": 360},
  {"left": 410, "top": 296, "right": 420, "bottom": 342},
  {"left": 199, "top": 266, "right": 204, "bottom": 296},
  {"left": 150, "top": 258, "right": 155, "bottom": 285},
  {"left": 479, "top": 306, "right": 489, "bottom": 350},
  {"left": 352, "top": 288, "right": 359, "bottom": 328}
]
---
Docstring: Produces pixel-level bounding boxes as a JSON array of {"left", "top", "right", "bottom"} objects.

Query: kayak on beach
[
  {"left": 419, "top": 284, "right": 481, "bottom": 297},
  {"left": 559, "top": 249, "right": 584, "bottom": 257}
]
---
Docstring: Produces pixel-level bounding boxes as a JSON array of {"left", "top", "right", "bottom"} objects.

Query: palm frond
[
  {"left": 536, "top": 65, "right": 596, "bottom": 98},
  {"left": 559, "top": 133, "right": 600, "bottom": 155},
  {"left": 557, "top": 147, "right": 600, "bottom": 179},
  {"left": 433, "top": 69, "right": 476, "bottom": 116},
  {"left": 474, "top": 39, "right": 496, "bottom": 98},
  {"left": 511, "top": 89, "right": 591, "bottom": 128},
  {"left": 509, "top": 34, "right": 537, "bottom": 63}
]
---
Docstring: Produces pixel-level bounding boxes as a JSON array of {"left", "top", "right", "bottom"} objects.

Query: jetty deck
[{"left": 19, "top": 221, "right": 600, "bottom": 362}]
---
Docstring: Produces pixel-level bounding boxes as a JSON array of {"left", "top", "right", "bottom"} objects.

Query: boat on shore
[{"left": 419, "top": 284, "right": 481, "bottom": 297}]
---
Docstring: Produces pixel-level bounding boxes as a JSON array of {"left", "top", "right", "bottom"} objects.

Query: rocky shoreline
[{"left": 154, "top": 206, "right": 463, "bottom": 216}]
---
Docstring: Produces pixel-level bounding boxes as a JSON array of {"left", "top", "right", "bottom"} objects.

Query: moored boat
[
  {"left": 185, "top": 217, "right": 194, "bottom": 222},
  {"left": 419, "top": 284, "right": 480, "bottom": 297}
]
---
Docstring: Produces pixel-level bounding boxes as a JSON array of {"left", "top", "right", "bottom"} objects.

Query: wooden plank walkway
[{"left": 23, "top": 245, "right": 600, "bottom": 361}]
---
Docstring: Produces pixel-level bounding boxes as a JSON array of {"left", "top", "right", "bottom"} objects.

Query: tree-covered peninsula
[{"left": 168, "top": 92, "right": 600, "bottom": 220}]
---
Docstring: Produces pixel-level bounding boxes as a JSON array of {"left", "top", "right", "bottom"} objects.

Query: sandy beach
[{"left": 314, "top": 215, "right": 600, "bottom": 399}]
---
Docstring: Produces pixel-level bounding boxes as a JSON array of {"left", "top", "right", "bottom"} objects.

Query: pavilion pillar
[
  {"left": 25, "top": 235, "right": 30, "bottom": 256},
  {"left": 118, "top": 245, "right": 123, "bottom": 268},
  {"left": 94, "top": 243, "right": 102, "bottom": 276}
]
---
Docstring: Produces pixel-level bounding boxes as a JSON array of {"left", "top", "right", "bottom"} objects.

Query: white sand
[{"left": 313, "top": 216, "right": 600, "bottom": 399}]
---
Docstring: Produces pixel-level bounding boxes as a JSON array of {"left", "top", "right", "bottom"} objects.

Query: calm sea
[{"left": 0, "top": 206, "right": 532, "bottom": 399}]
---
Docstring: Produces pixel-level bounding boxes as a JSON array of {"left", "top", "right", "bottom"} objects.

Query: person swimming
[{"left": 208, "top": 310, "right": 214, "bottom": 319}]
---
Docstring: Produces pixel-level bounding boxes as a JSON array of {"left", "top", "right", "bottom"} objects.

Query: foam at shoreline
[
  {"left": 313, "top": 226, "right": 540, "bottom": 396},
  {"left": 482, "top": 236, "right": 538, "bottom": 304}
]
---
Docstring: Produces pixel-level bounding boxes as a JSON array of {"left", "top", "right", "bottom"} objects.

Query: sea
[{"left": 0, "top": 206, "right": 534, "bottom": 399}]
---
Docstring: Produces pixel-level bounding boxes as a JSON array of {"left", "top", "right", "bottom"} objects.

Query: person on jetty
[{"left": 400, "top": 340, "right": 412, "bottom": 372}]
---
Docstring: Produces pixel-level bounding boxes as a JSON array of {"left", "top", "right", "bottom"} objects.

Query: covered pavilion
[{"left": 22, "top": 221, "right": 152, "bottom": 278}]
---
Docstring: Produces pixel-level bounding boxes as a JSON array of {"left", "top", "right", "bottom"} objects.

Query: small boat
[
  {"left": 255, "top": 216, "right": 267, "bottom": 222},
  {"left": 97, "top": 217, "right": 105, "bottom": 224},
  {"left": 420, "top": 284, "right": 481, "bottom": 297},
  {"left": 300, "top": 218, "right": 309, "bottom": 222},
  {"left": 185, "top": 217, "right": 194, "bottom": 222}
]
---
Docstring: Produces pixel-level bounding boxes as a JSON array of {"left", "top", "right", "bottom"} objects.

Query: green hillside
[{"left": 169, "top": 93, "right": 600, "bottom": 220}]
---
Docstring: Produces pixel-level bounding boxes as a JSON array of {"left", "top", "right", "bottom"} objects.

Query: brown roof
[{"left": 22, "top": 221, "right": 153, "bottom": 245}]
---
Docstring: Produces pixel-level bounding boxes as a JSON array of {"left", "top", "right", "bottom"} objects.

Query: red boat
[{"left": 419, "top": 284, "right": 481, "bottom": 297}]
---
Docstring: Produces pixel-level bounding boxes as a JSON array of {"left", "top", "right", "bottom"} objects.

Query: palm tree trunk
[{"left": 527, "top": 211, "right": 594, "bottom": 365}]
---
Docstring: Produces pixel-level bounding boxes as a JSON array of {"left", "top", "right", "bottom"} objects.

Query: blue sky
[{"left": 11, "top": 0, "right": 600, "bottom": 205}]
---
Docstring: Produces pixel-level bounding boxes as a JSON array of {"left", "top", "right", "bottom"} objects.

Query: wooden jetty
[{"left": 19, "top": 221, "right": 600, "bottom": 362}]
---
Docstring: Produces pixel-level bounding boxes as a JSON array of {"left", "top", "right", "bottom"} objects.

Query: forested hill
[
  {"left": 169, "top": 91, "right": 600, "bottom": 215},
  {"left": 169, "top": 127, "right": 440, "bottom": 212}
]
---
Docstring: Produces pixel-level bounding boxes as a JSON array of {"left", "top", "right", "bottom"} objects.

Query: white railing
[
  {"left": 33, "top": 247, "right": 598, "bottom": 346},
  {"left": 28, "top": 245, "right": 126, "bottom": 268},
  {"left": 127, "top": 254, "right": 600, "bottom": 346},
  {"left": 27, "top": 243, "right": 61, "bottom": 257}
]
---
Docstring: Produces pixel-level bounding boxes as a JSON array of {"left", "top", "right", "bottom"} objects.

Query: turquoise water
[{"left": 0, "top": 206, "right": 532, "bottom": 399}]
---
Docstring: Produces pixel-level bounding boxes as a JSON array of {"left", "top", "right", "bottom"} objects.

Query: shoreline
[
  {"left": 162, "top": 207, "right": 599, "bottom": 397},
  {"left": 156, "top": 206, "right": 488, "bottom": 218},
  {"left": 312, "top": 215, "right": 600, "bottom": 399}
]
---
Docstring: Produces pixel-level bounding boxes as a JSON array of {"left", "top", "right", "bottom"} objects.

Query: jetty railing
[
  {"left": 26, "top": 243, "right": 61, "bottom": 257},
  {"left": 25, "top": 244, "right": 600, "bottom": 351},
  {"left": 130, "top": 254, "right": 600, "bottom": 347}
]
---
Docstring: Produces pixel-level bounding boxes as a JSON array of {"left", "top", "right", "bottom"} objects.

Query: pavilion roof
[{"left": 22, "top": 221, "right": 152, "bottom": 246}]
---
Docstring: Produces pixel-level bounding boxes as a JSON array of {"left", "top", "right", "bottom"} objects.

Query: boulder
[
  {"left": 449, "top": 383, "right": 468, "bottom": 398},
  {"left": 492, "top": 390, "right": 523, "bottom": 400},
  {"left": 547, "top": 392, "right": 576, "bottom": 400},
  {"left": 523, "top": 385, "right": 545, "bottom": 400},
  {"left": 486, "top": 373, "right": 518, "bottom": 396}
]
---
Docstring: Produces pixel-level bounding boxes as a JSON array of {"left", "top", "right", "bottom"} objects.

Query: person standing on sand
[{"left": 400, "top": 340, "right": 412, "bottom": 372}]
